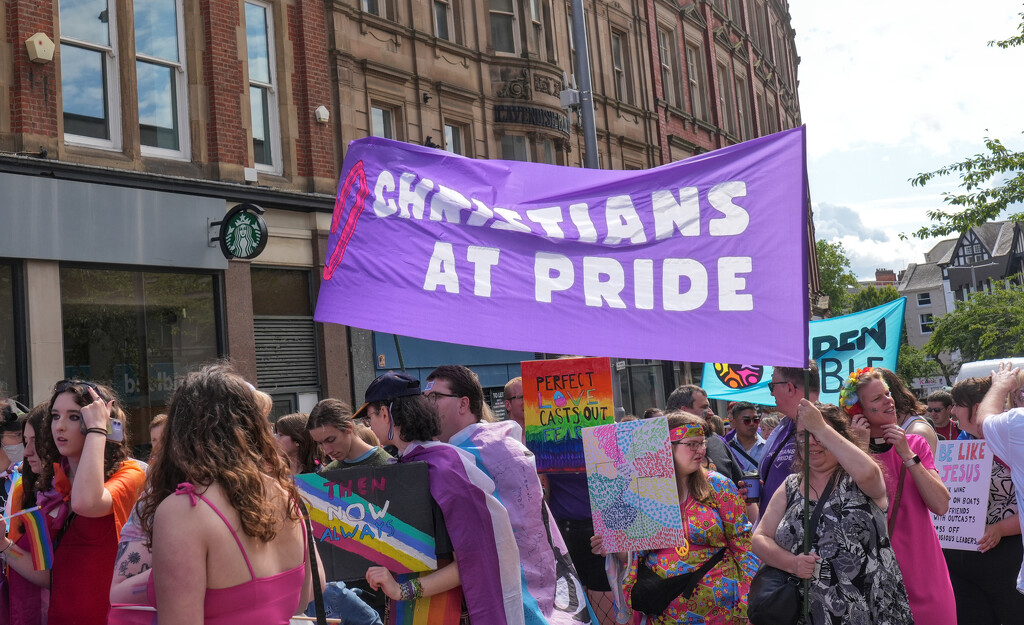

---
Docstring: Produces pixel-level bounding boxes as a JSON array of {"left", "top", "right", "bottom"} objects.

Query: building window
[
  {"left": 727, "top": 0, "right": 743, "bottom": 24},
  {"left": 537, "top": 138, "right": 556, "bottom": 164},
  {"left": 658, "top": 29, "right": 682, "bottom": 108},
  {"left": 685, "top": 43, "right": 708, "bottom": 121},
  {"left": 501, "top": 135, "right": 529, "bottom": 161},
  {"left": 734, "top": 74, "right": 751, "bottom": 140},
  {"left": 611, "top": 31, "right": 632, "bottom": 104},
  {"left": 920, "top": 313, "right": 934, "bottom": 334},
  {"left": 245, "top": 1, "right": 281, "bottom": 172},
  {"left": 567, "top": 10, "right": 577, "bottom": 77},
  {"left": 362, "top": 0, "right": 386, "bottom": 18},
  {"left": 434, "top": 0, "right": 455, "bottom": 41},
  {"left": 917, "top": 292, "right": 931, "bottom": 306},
  {"left": 490, "top": 0, "right": 518, "bottom": 54},
  {"left": 371, "top": 105, "right": 397, "bottom": 139},
  {"left": 135, "top": 0, "right": 189, "bottom": 156},
  {"left": 717, "top": 61, "right": 735, "bottom": 135},
  {"left": 60, "top": 267, "right": 219, "bottom": 443},
  {"left": 60, "top": 0, "right": 121, "bottom": 148},
  {"left": 444, "top": 123, "right": 465, "bottom": 155},
  {"left": 766, "top": 100, "right": 777, "bottom": 132}
]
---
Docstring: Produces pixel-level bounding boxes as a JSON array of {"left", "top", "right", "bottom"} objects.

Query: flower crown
[{"left": 838, "top": 367, "right": 874, "bottom": 417}]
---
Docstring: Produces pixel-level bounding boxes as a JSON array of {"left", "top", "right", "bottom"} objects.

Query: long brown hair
[
  {"left": 666, "top": 411, "right": 714, "bottom": 504},
  {"left": 37, "top": 381, "right": 130, "bottom": 491},
  {"left": 879, "top": 368, "right": 925, "bottom": 418},
  {"left": 791, "top": 403, "right": 856, "bottom": 475},
  {"left": 275, "top": 412, "right": 324, "bottom": 474},
  {"left": 14, "top": 403, "right": 46, "bottom": 534},
  {"left": 140, "top": 363, "right": 301, "bottom": 542}
]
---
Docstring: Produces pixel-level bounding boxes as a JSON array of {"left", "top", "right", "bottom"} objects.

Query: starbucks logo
[{"left": 217, "top": 203, "right": 268, "bottom": 260}]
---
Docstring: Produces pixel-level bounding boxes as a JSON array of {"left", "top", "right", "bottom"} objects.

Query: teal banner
[{"left": 702, "top": 298, "right": 907, "bottom": 406}]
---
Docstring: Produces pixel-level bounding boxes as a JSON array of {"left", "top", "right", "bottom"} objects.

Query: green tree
[
  {"left": 847, "top": 285, "right": 900, "bottom": 314},
  {"left": 815, "top": 240, "right": 858, "bottom": 316},
  {"left": 896, "top": 344, "right": 942, "bottom": 387},
  {"left": 907, "top": 13, "right": 1024, "bottom": 238},
  {"left": 925, "top": 280, "right": 1024, "bottom": 362}
]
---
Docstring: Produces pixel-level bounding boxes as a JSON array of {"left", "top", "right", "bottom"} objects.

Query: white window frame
[
  {"left": 245, "top": 0, "right": 282, "bottom": 174},
  {"left": 685, "top": 42, "right": 708, "bottom": 121},
  {"left": 611, "top": 31, "right": 631, "bottom": 104},
  {"left": 371, "top": 104, "right": 398, "bottom": 139},
  {"left": 734, "top": 73, "right": 751, "bottom": 140},
  {"left": 658, "top": 29, "right": 681, "bottom": 109},
  {"left": 443, "top": 121, "right": 466, "bottom": 155},
  {"left": 920, "top": 313, "right": 934, "bottom": 334},
  {"left": 917, "top": 292, "right": 931, "bottom": 306},
  {"left": 433, "top": 0, "right": 455, "bottom": 42},
  {"left": 717, "top": 61, "right": 735, "bottom": 135},
  {"left": 489, "top": 0, "right": 520, "bottom": 55},
  {"left": 362, "top": 0, "right": 387, "bottom": 19},
  {"left": 137, "top": 0, "right": 190, "bottom": 160},
  {"left": 60, "top": 0, "right": 122, "bottom": 150}
]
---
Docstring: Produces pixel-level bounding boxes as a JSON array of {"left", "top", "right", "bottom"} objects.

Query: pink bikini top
[{"left": 146, "top": 483, "right": 307, "bottom": 624}]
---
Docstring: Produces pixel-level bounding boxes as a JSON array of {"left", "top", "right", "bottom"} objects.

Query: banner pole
[{"left": 801, "top": 368, "right": 811, "bottom": 619}]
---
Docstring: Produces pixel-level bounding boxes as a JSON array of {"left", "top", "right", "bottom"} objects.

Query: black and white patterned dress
[{"left": 775, "top": 473, "right": 914, "bottom": 625}]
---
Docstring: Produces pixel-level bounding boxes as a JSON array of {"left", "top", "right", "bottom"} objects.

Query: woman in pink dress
[{"left": 839, "top": 367, "right": 956, "bottom": 624}]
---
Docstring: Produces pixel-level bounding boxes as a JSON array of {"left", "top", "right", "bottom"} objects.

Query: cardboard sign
[
  {"left": 523, "top": 357, "right": 615, "bottom": 472},
  {"left": 582, "top": 417, "right": 686, "bottom": 553},
  {"left": 295, "top": 463, "right": 440, "bottom": 581},
  {"left": 931, "top": 440, "right": 993, "bottom": 551}
]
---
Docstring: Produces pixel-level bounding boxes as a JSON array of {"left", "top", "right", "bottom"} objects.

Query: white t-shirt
[{"left": 982, "top": 407, "right": 1024, "bottom": 594}]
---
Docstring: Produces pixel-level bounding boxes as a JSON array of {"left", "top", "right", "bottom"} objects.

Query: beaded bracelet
[
  {"left": 86, "top": 427, "right": 108, "bottom": 436},
  {"left": 398, "top": 578, "right": 424, "bottom": 601},
  {"left": 410, "top": 578, "right": 423, "bottom": 600}
]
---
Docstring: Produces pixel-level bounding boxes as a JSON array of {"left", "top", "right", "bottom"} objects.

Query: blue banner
[{"left": 702, "top": 298, "right": 907, "bottom": 406}]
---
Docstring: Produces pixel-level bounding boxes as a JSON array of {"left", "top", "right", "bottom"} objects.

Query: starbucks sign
[{"left": 216, "top": 203, "right": 268, "bottom": 260}]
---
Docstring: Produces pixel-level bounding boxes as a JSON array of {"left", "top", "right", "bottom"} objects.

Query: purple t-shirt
[
  {"left": 758, "top": 416, "right": 796, "bottom": 516},
  {"left": 546, "top": 472, "right": 592, "bottom": 521}
]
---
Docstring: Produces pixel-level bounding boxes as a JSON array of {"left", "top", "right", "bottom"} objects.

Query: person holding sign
[
  {"left": 591, "top": 411, "right": 758, "bottom": 624},
  {"left": 752, "top": 401, "right": 912, "bottom": 624},
  {"left": 360, "top": 371, "right": 524, "bottom": 625},
  {"left": 839, "top": 367, "right": 955, "bottom": 625},
  {"left": 942, "top": 376, "right": 1024, "bottom": 624}
]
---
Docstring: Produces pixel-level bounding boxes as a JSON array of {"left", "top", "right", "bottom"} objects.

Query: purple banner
[{"left": 315, "top": 127, "right": 809, "bottom": 366}]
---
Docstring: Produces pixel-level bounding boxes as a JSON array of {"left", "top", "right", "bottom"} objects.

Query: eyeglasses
[
  {"left": 672, "top": 440, "right": 707, "bottom": 451},
  {"left": 767, "top": 381, "right": 791, "bottom": 392},
  {"left": 926, "top": 407, "right": 945, "bottom": 413},
  {"left": 426, "top": 392, "right": 460, "bottom": 404},
  {"left": 506, "top": 395, "right": 524, "bottom": 401},
  {"left": 742, "top": 417, "right": 761, "bottom": 424},
  {"left": 54, "top": 379, "right": 107, "bottom": 400}
]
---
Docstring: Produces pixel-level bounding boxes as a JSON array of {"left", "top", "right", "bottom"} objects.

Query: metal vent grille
[{"left": 254, "top": 317, "right": 318, "bottom": 389}]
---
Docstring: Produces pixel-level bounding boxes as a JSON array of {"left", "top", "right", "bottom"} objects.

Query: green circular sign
[{"left": 219, "top": 203, "right": 268, "bottom": 260}]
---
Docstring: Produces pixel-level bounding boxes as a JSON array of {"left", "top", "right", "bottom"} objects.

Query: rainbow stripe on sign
[
  {"left": 21, "top": 507, "right": 53, "bottom": 571},
  {"left": 295, "top": 471, "right": 437, "bottom": 574},
  {"left": 389, "top": 574, "right": 463, "bottom": 625}
]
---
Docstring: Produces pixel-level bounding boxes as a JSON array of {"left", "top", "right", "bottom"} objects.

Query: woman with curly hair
[
  {"left": 139, "top": 363, "right": 321, "bottom": 624},
  {"left": 592, "top": 411, "right": 759, "bottom": 625},
  {"left": 1, "top": 380, "right": 146, "bottom": 625},
  {"left": 2, "top": 403, "right": 48, "bottom": 625},
  {"left": 274, "top": 413, "right": 325, "bottom": 474},
  {"left": 753, "top": 401, "right": 912, "bottom": 624},
  {"left": 839, "top": 367, "right": 954, "bottom": 625}
]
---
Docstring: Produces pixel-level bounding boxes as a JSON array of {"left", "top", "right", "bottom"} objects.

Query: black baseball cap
[{"left": 353, "top": 371, "right": 421, "bottom": 421}]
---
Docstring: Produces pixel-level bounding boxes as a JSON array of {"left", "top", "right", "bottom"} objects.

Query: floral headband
[
  {"left": 669, "top": 423, "right": 704, "bottom": 442},
  {"left": 838, "top": 367, "right": 874, "bottom": 417}
]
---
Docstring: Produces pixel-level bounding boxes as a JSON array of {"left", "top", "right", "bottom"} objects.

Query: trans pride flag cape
[
  {"left": 450, "top": 421, "right": 594, "bottom": 625},
  {"left": 401, "top": 441, "right": 524, "bottom": 625}
]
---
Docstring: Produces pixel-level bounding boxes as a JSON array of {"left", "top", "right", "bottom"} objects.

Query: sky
[{"left": 788, "top": 0, "right": 1024, "bottom": 279}]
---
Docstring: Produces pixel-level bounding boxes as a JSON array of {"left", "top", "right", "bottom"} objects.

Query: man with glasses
[
  {"left": 926, "top": 390, "right": 961, "bottom": 441},
  {"left": 503, "top": 377, "right": 525, "bottom": 434},
  {"left": 426, "top": 365, "right": 593, "bottom": 624},
  {"left": 758, "top": 362, "right": 820, "bottom": 517},
  {"left": 724, "top": 401, "right": 765, "bottom": 474}
]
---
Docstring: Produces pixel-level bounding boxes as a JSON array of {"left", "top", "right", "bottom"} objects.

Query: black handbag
[
  {"left": 630, "top": 547, "right": 727, "bottom": 616},
  {"left": 748, "top": 472, "right": 837, "bottom": 625}
]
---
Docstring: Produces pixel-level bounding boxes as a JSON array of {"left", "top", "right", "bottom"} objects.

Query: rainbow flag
[
  {"left": 21, "top": 507, "right": 53, "bottom": 570},
  {"left": 389, "top": 574, "right": 463, "bottom": 625}
]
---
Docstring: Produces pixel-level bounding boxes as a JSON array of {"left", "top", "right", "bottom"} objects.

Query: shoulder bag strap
[
  {"left": 887, "top": 466, "right": 907, "bottom": 537},
  {"left": 729, "top": 439, "right": 760, "bottom": 468},
  {"left": 806, "top": 472, "right": 839, "bottom": 545},
  {"left": 302, "top": 504, "right": 328, "bottom": 625}
]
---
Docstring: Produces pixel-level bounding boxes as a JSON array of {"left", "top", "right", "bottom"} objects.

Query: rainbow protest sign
[
  {"left": 523, "top": 357, "right": 615, "bottom": 472},
  {"left": 295, "top": 463, "right": 441, "bottom": 581}
]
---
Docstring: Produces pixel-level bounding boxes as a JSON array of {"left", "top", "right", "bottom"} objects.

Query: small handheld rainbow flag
[{"left": 4, "top": 506, "right": 53, "bottom": 571}]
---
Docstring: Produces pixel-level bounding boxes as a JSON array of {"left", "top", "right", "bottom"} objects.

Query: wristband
[
  {"left": 399, "top": 581, "right": 414, "bottom": 602},
  {"left": 904, "top": 454, "right": 922, "bottom": 467},
  {"left": 86, "top": 427, "right": 108, "bottom": 436},
  {"left": 0, "top": 539, "right": 13, "bottom": 554},
  {"left": 410, "top": 577, "right": 423, "bottom": 600}
]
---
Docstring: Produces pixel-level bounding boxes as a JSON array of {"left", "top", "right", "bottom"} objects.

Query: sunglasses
[
  {"left": 926, "top": 407, "right": 945, "bottom": 413},
  {"left": 54, "top": 379, "right": 107, "bottom": 401},
  {"left": 741, "top": 417, "right": 761, "bottom": 424},
  {"left": 767, "top": 381, "right": 790, "bottom": 392}
]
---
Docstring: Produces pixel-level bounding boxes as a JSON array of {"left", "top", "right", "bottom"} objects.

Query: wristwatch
[{"left": 904, "top": 454, "right": 922, "bottom": 467}]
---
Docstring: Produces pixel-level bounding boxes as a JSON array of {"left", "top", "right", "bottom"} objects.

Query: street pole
[{"left": 571, "top": 0, "right": 599, "bottom": 169}]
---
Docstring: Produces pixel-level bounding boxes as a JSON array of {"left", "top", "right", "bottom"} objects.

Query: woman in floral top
[{"left": 594, "top": 411, "right": 759, "bottom": 624}]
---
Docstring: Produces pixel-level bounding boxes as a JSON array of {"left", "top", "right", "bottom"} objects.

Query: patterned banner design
[
  {"left": 523, "top": 357, "right": 616, "bottom": 472},
  {"left": 295, "top": 463, "right": 439, "bottom": 580},
  {"left": 315, "top": 128, "right": 809, "bottom": 367},
  {"left": 582, "top": 417, "right": 686, "bottom": 553},
  {"left": 701, "top": 297, "right": 907, "bottom": 406},
  {"left": 931, "top": 440, "right": 993, "bottom": 551}
]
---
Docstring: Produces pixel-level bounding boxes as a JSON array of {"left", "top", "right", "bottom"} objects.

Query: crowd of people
[{"left": 1, "top": 360, "right": 1023, "bottom": 625}]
